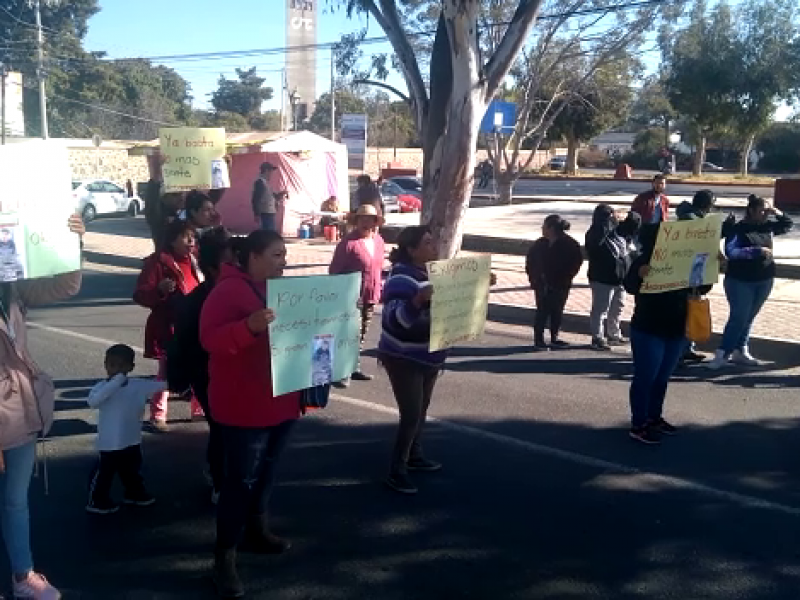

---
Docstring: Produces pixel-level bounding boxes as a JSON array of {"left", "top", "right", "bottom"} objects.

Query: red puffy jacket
[
  {"left": 199, "top": 264, "right": 301, "bottom": 427},
  {"left": 133, "top": 252, "right": 201, "bottom": 359}
]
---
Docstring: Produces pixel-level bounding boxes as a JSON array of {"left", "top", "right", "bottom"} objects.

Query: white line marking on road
[
  {"left": 29, "top": 321, "right": 800, "bottom": 517},
  {"left": 27, "top": 322, "right": 145, "bottom": 354}
]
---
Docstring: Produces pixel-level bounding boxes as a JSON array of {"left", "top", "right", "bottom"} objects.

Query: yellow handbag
[{"left": 686, "top": 295, "right": 712, "bottom": 343}]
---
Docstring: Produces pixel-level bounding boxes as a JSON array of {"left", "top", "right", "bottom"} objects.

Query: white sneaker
[
  {"left": 706, "top": 349, "right": 729, "bottom": 370},
  {"left": 731, "top": 348, "right": 759, "bottom": 366},
  {"left": 12, "top": 571, "right": 60, "bottom": 600}
]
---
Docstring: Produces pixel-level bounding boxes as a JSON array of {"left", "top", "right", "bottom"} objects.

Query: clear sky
[
  {"left": 82, "top": 0, "right": 387, "bottom": 111},
  {"left": 83, "top": 0, "right": 793, "bottom": 121}
]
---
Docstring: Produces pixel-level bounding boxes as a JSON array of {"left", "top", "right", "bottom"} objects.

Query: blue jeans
[
  {"left": 216, "top": 420, "right": 297, "bottom": 550},
  {"left": 1, "top": 440, "right": 35, "bottom": 574},
  {"left": 720, "top": 277, "right": 773, "bottom": 353},
  {"left": 260, "top": 213, "right": 277, "bottom": 232},
  {"left": 629, "top": 329, "right": 685, "bottom": 428}
]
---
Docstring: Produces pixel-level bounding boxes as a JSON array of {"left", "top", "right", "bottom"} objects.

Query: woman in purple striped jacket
[{"left": 378, "top": 226, "right": 446, "bottom": 495}]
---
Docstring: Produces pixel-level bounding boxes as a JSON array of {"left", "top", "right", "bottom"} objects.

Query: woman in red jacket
[
  {"left": 133, "top": 219, "right": 203, "bottom": 430},
  {"left": 200, "top": 229, "right": 301, "bottom": 599}
]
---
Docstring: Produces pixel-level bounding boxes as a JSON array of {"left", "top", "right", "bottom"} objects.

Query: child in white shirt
[{"left": 86, "top": 344, "right": 165, "bottom": 514}]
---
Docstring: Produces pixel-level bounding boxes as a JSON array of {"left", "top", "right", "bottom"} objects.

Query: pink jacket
[
  {"left": 329, "top": 231, "right": 385, "bottom": 306},
  {"left": 0, "top": 271, "right": 82, "bottom": 451}
]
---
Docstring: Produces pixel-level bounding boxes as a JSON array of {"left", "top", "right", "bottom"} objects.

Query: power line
[
  {"left": 51, "top": 94, "right": 182, "bottom": 126},
  {"left": 24, "top": 0, "right": 669, "bottom": 66}
]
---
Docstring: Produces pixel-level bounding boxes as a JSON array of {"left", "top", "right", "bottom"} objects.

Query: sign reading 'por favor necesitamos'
[
  {"left": 159, "top": 127, "right": 229, "bottom": 192},
  {"left": 427, "top": 255, "right": 492, "bottom": 352}
]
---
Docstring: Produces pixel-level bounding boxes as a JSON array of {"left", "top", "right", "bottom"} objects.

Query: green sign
[
  {"left": 0, "top": 141, "right": 82, "bottom": 282},
  {"left": 268, "top": 273, "right": 362, "bottom": 396}
]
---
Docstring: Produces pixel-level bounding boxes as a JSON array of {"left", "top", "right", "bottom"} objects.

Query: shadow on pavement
[
  {"left": 87, "top": 216, "right": 151, "bottom": 240},
  {"left": 18, "top": 384, "right": 800, "bottom": 600}
]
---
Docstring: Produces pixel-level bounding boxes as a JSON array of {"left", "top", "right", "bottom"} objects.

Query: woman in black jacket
[
  {"left": 624, "top": 225, "right": 714, "bottom": 445},
  {"left": 168, "top": 227, "right": 235, "bottom": 502},
  {"left": 708, "top": 195, "right": 793, "bottom": 369},
  {"left": 525, "top": 215, "right": 584, "bottom": 350},
  {"left": 585, "top": 205, "right": 641, "bottom": 350}
]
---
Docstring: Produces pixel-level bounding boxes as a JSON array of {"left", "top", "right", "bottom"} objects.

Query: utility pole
[
  {"left": 330, "top": 47, "right": 335, "bottom": 142},
  {"left": 279, "top": 68, "right": 286, "bottom": 132},
  {"left": 34, "top": 0, "right": 49, "bottom": 139},
  {"left": 1, "top": 63, "right": 6, "bottom": 145}
]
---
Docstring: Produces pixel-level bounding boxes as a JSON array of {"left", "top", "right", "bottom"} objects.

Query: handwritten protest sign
[
  {"left": 268, "top": 273, "right": 362, "bottom": 396},
  {"left": 427, "top": 255, "right": 492, "bottom": 351},
  {"left": 159, "top": 127, "right": 228, "bottom": 192},
  {"left": 0, "top": 141, "right": 81, "bottom": 282},
  {"left": 641, "top": 214, "right": 724, "bottom": 294}
]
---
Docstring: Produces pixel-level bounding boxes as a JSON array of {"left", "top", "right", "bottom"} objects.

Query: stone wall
[
  {"left": 362, "top": 147, "right": 554, "bottom": 176},
  {"left": 68, "top": 147, "right": 149, "bottom": 185}
]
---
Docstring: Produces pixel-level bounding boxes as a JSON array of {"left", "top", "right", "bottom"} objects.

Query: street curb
[
  {"left": 515, "top": 174, "right": 775, "bottom": 188},
  {"left": 486, "top": 302, "right": 800, "bottom": 366},
  {"left": 83, "top": 251, "right": 143, "bottom": 271}
]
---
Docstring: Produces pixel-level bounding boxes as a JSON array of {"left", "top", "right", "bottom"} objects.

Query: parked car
[
  {"left": 378, "top": 181, "right": 404, "bottom": 213},
  {"left": 388, "top": 176, "right": 423, "bottom": 199},
  {"left": 72, "top": 179, "right": 143, "bottom": 221},
  {"left": 702, "top": 161, "right": 725, "bottom": 172},
  {"left": 549, "top": 156, "right": 567, "bottom": 171}
]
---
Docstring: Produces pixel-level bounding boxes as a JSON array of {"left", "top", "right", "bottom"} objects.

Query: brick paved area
[{"left": 83, "top": 226, "right": 800, "bottom": 343}]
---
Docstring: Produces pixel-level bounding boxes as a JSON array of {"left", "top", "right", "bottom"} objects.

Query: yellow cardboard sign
[
  {"left": 641, "top": 214, "right": 723, "bottom": 294},
  {"left": 159, "top": 127, "right": 227, "bottom": 192},
  {"left": 427, "top": 255, "right": 492, "bottom": 351}
]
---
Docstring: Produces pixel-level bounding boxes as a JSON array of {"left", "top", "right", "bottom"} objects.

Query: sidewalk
[{"left": 83, "top": 228, "right": 800, "bottom": 343}]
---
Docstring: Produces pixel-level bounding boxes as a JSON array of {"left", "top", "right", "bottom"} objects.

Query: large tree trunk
[
  {"left": 739, "top": 134, "right": 755, "bottom": 176},
  {"left": 425, "top": 1, "right": 486, "bottom": 259},
  {"left": 495, "top": 169, "right": 515, "bottom": 204},
  {"left": 692, "top": 135, "right": 706, "bottom": 176},
  {"left": 565, "top": 132, "right": 580, "bottom": 175}
]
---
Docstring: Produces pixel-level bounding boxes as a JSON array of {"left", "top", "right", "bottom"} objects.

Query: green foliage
[
  {"left": 210, "top": 67, "right": 273, "bottom": 120},
  {"left": 756, "top": 123, "right": 800, "bottom": 173}
]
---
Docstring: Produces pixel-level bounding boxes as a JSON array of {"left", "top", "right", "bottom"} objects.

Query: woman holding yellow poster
[{"left": 623, "top": 225, "right": 715, "bottom": 445}]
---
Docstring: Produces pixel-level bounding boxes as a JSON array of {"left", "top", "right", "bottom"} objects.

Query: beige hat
[{"left": 355, "top": 203, "right": 380, "bottom": 218}]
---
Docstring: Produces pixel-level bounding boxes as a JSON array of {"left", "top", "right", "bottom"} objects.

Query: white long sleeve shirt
[{"left": 87, "top": 374, "right": 165, "bottom": 452}]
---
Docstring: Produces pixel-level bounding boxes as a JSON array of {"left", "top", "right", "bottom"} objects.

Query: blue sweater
[{"left": 378, "top": 261, "right": 448, "bottom": 367}]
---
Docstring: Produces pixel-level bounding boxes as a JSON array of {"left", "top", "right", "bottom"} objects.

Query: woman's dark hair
[
  {"left": 543, "top": 214, "right": 571, "bottom": 234},
  {"left": 235, "top": 229, "right": 284, "bottom": 269},
  {"left": 105, "top": 344, "right": 136, "bottom": 365},
  {"left": 185, "top": 190, "right": 212, "bottom": 223},
  {"left": 692, "top": 189, "right": 716, "bottom": 212},
  {"left": 159, "top": 218, "right": 194, "bottom": 253},
  {"left": 389, "top": 225, "right": 431, "bottom": 264},
  {"left": 747, "top": 194, "right": 766, "bottom": 217},
  {"left": 637, "top": 223, "right": 660, "bottom": 262},
  {"left": 356, "top": 174, "right": 372, "bottom": 187},
  {"left": 198, "top": 227, "right": 232, "bottom": 277}
]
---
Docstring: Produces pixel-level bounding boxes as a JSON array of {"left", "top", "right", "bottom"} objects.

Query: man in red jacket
[{"left": 631, "top": 174, "right": 669, "bottom": 224}]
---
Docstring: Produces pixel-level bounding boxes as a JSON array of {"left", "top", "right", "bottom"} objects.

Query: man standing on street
[
  {"left": 252, "top": 162, "right": 278, "bottom": 231},
  {"left": 631, "top": 174, "right": 670, "bottom": 224}
]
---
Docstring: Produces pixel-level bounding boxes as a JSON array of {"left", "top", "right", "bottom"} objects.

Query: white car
[{"left": 72, "top": 179, "right": 143, "bottom": 222}]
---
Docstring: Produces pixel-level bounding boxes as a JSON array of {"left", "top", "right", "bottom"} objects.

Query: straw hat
[{"left": 353, "top": 203, "right": 385, "bottom": 227}]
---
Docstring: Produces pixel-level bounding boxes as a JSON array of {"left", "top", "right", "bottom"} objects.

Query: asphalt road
[{"left": 12, "top": 265, "right": 800, "bottom": 599}]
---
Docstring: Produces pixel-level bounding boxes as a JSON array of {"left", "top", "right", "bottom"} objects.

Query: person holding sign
[
  {"left": 379, "top": 226, "right": 446, "bottom": 496},
  {"left": 133, "top": 220, "right": 203, "bottom": 431},
  {"left": 0, "top": 214, "right": 84, "bottom": 600},
  {"left": 329, "top": 204, "right": 385, "bottom": 387},
  {"left": 200, "top": 230, "right": 301, "bottom": 598},
  {"left": 708, "top": 195, "right": 793, "bottom": 370},
  {"left": 525, "top": 215, "right": 584, "bottom": 351},
  {"left": 623, "top": 226, "right": 716, "bottom": 445}
]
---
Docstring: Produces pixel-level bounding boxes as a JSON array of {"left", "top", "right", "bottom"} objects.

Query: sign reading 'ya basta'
[
  {"left": 159, "top": 127, "right": 229, "bottom": 192},
  {"left": 641, "top": 214, "right": 724, "bottom": 294},
  {"left": 427, "top": 255, "right": 492, "bottom": 352}
]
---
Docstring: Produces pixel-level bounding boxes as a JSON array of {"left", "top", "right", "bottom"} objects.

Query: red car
[{"left": 398, "top": 194, "right": 421, "bottom": 213}]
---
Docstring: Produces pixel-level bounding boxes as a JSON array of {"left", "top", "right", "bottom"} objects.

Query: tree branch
[
  {"left": 485, "top": 0, "right": 546, "bottom": 100},
  {"left": 352, "top": 79, "right": 411, "bottom": 104}
]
